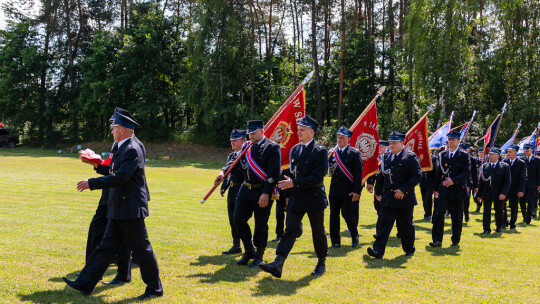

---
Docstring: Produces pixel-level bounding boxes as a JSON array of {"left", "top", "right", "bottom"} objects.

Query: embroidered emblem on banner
[
  {"left": 355, "top": 133, "right": 377, "bottom": 161},
  {"left": 270, "top": 121, "right": 293, "bottom": 148}
]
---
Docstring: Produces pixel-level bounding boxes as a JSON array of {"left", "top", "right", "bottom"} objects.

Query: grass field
[{"left": 1, "top": 148, "right": 540, "bottom": 303}]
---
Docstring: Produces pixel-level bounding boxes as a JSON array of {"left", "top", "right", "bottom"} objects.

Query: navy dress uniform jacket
[
  {"left": 521, "top": 155, "right": 540, "bottom": 190},
  {"left": 478, "top": 161, "right": 511, "bottom": 201},
  {"left": 287, "top": 140, "right": 329, "bottom": 212},
  {"left": 221, "top": 151, "right": 245, "bottom": 192},
  {"left": 374, "top": 148, "right": 422, "bottom": 208},
  {"left": 503, "top": 158, "right": 527, "bottom": 196},
  {"left": 433, "top": 149, "right": 471, "bottom": 200},
  {"left": 223, "top": 137, "right": 281, "bottom": 200},
  {"left": 88, "top": 137, "right": 150, "bottom": 220},
  {"left": 329, "top": 145, "right": 363, "bottom": 196}
]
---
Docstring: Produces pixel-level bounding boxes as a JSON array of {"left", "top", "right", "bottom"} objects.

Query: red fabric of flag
[
  {"left": 349, "top": 101, "right": 379, "bottom": 183},
  {"left": 264, "top": 90, "right": 306, "bottom": 169},
  {"left": 405, "top": 114, "right": 433, "bottom": 172}
]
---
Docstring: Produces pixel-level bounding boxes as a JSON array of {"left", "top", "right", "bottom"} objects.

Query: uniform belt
[
  {"left": 243, "top": 181, "right": 264, "bottom": 189},
  {"left": 229, "top": 181, "right": 240, "bottom": 188}
]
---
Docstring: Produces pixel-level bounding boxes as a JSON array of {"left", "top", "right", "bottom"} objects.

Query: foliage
[{"left": 0, "top": 0, "right": 539, "bottom": 146}]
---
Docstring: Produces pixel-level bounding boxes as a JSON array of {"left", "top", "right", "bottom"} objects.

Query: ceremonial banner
[
  {"left": 483, "top": 114, "right": 503, "bottom": 155},
  {"left": 500, "top": 121, "right": 522, "bottom": 153},
  {"left": 265, "top": 90, "right": 306, "bottom": 169},
  {"left": 405, "top": 114, "right": 432, "bottom": 171},
  {"left": 517, "top": 126, "right": 540, "bottom": 155},
  {"left": 349, "top": 101, "right": 379, "bottom": 183},
  {"left": 428, "top": 113, "right": 453, "bottom": 149}
]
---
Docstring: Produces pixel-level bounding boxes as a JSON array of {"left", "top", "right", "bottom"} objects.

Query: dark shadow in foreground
[{"left": 252, "top": 274, "right": 319, "bottom": 296}]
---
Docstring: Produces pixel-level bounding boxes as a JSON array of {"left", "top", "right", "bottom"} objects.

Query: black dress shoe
[
  {"left": 329, "top": 244, "right": 341, "bottom": 249},
  {"left": 352, "top": 235, "right": 359, "bottom": 248},
  {"left": 248, "top": 257, "right": 263, "bottom": 268},
  {"left": 495, "top": 228, "right": 502, "bottom": 233},
  {"left": 423, "top": 216, "right": 431, "bottom": 221},
  {"left": 222, "top": 246, "right": 242, "bottom": 255},
  {"left": 259, "top": 255, "right": 285, "bottom": 278},
  {"left": 481, "top": 230, "right": 490, "bottom": 235},
  {"left": 367, "top": 247, "right": 382, "bottom": 259},
  {"left": 373, "top": 234, "right": 378, "bottom": 239},
  {"left": 404, "top": 252, "right": 414, "bottom": 257},
  {"left": 136, "top": 292, "right": 163, "bottom": 300},
  {"left": 236, "top": 250, "right": 256, "bottom": 265},
  {"left": 429, "top": 241, "right": 442, "bottom": 247},
  {"left": 102, "top": 278, "right": 129, "bottom": 285},
  {"left": 311, "top": 265, "right": 325, "bottom": 275},
  {"left": 465, "top": 216, "right": 470, "bottom": 223},
  {"left": 271, "top": 237, "right": 282, "bottom": 242},
  {"left": 450, "top": 242, "right": 459, "bottom": 247},
  {"left": 63, "top": 277, "right": 90, "bottom": 295},
  {"left": 510, "top": 225, "right": 516, "bottom": 229}
]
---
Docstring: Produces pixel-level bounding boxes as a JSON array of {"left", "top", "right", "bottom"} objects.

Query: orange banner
[
  {"left": 405, "top": 113, "right": 433, "bottom": 171},
  {"left": 265, "top": 90, "right": 306, "bottom": 169},
  {"left": 349, "top": 101, "right": 379, "bottom": 183}
]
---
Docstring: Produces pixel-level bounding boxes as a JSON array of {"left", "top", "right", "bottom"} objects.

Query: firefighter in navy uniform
[
  {"left": 460, "top": 144, "right": 478, "bottom": 223},
  {"left": 420, "top": 150, "right": 438, "bottom": 221},
  {"left": 519, "top": 144, "right": 540, "bottom": 224},
  {"left": 366, "top": 140, "right": 389, "bottom": 215},
  {"left": 474, "top": 148, "right": 484, "bottom": 213},
  {"left": 502, "top": 145, "right": 526, "bottom": 229},
  {"left": 367, "top": 131, "right": 422, "bottom": 259},
  {"left": 219, "top": 129, "right": 247, "bottom": 255},
  {"left": 328, "top": 126, "right": 363, "bottom": 248},
  {"left": 430, "top": 131, "right": 471, "bottom": 248},
  {"left": 64, "top": 108, "right": 163, "bottom": 300},
  {"left": 259, "top": 115, "right": 329, "bottom": 277},
  {"left": 477, "top": 148, "right": 511, "bottom": 234},
  {"left": 215, "top": 120, "right": 281, "bottom": 268}
]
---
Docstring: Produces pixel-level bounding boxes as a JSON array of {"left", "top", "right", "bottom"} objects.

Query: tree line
[{"left": 0, "top": 0, "right": 538, "bottom": 147}]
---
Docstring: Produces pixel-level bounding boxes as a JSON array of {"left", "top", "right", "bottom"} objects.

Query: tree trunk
[
  {"left": 290, "top": 0, "right": 297, "bottom": 87},
  {"left": 311, "top": 0, "right": 323, "bottom": 123},
  {"left": 338, "top": 0, "right": 345, "bottom": 127}
]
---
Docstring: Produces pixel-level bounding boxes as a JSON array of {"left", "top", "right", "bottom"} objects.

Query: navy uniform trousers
[
  {"left": 77, "top": 219, "right": 161, "bottom": 295},
  {"left": 226, "top": 185, "right": 241, "bottom": 241}
]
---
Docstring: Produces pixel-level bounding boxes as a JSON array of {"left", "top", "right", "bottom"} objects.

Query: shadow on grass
[
  {"left": 187, "top": 254, "right": 259, "bottom": 283},
  {"left": 425, "top": 245, "right": 461, "bottom": 256},
  {"left": 473, "top": 232, "right": 503, "bottom": 238},
  {"left": 323, "top": 242, "right": 372, "bottom": 258},
  {"left": 19, "top": 269, "right": 143, "bottom": 304},
  {"left": 362, "top": 254, "right": 410, "bottom": 269},
  {"left": 252, "top": 274, "right": 319, "bottom": 296},
  {"left": 19, "top": 288, "right": 146, "bottom": 304}
]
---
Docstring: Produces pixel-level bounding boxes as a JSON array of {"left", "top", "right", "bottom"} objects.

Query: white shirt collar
[
  {"left": 117, "top": 136, "right": 131, "bottom": 150},
  {"left": 302, "top": 138, "right": 314, "bottom": 147}
]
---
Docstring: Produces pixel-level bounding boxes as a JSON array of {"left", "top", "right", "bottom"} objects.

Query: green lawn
[{"left": 1, "top": 148, "right": 539, "bottom": 303}]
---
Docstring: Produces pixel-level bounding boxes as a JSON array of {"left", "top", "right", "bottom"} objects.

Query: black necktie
[{"left": 110, "top": 143, "right": 118, "bottom": 157}]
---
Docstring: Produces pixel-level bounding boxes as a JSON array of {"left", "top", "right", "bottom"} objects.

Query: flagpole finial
[
  {"left": 502, "top": 103, "right": 508, "bottom": 113},
  {"left": 377, "top": 86, "right": 386, "bottom": 96},
  {"left": 427, "top": 104, "right": 436, "bottom": 113},
  {"left": 302, "top": 71, "right": 315, "bottom": 85}
]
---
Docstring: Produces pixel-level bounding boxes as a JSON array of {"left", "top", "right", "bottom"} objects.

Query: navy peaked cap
[
  {"left": 110, "top": 107, "right": 138, "bottom": 129},
  {"left": 298, "top": 115, "right": 319, "bottom": 132}
]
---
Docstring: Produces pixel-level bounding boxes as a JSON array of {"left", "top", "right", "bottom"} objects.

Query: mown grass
[{"left": 1, "top": 148, "right": 539, "bottom": 303}]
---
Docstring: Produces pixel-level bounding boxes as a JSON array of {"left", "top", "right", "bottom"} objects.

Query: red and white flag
[
  {"left": 349, "top": 100, "right": 379, "bottom": 183},
  {"left": 405, "top": 113, "right": 433, "bottom": 171},
  {"left": 264, "top": 90, "right": 306, "bottom": 169}
]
